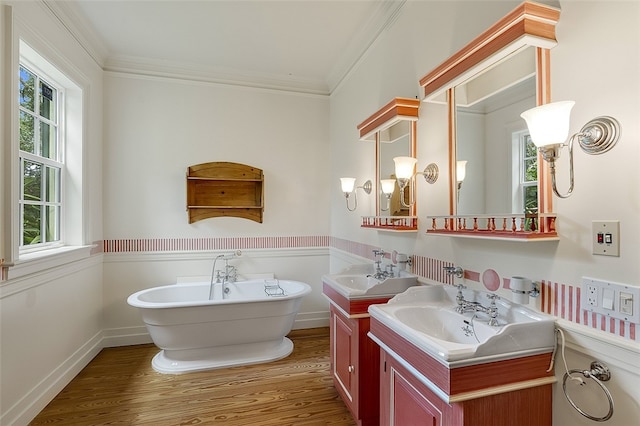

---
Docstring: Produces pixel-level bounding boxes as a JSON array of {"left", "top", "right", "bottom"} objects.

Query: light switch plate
[
  {"left": 592, "top": 221, "right": 620, "bottom": 256},
  {"left": 602, "top": 288, "right": 615, "bottom": 310},
  {"left": 620, "top": 292, "right": 633, "bottom": 315}
]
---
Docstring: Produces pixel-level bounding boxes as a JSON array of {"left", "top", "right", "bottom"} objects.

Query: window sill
[{"left": 6, "top": 245, "right": 96, "bottom": 280}]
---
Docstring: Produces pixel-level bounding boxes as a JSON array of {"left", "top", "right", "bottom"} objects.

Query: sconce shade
[
  {"left": 520, "top": 101, "right": 575, "bottom": 148},
  {"left": 340, "top": 177, "right": 356, "bottom": 193},
  {"left": 393, "top": 156, "right": 417, "bottom": 180},
  {"left": 456, "top": 160, "right": 467, "bottom": 182},
  {"left": 381, "top": 179, "right": 396, "bottom": 195}
]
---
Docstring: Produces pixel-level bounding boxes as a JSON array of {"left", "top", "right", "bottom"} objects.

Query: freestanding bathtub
[{"left": 127, "top": 279, "right": 311, "bottom": 374}]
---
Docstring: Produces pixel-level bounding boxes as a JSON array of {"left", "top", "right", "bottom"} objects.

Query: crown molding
[
  {"left": 104, "top": 55, "right": 330, "bottom": 96},
  {"left": 41, "top": 0, "right": 109, "bottom": 67},
  {"left": 326, "top": 0, "right": 407, "bottom": 94}
]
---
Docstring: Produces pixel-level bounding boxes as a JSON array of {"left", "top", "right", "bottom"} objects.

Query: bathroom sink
[
  {"left": 368, "top": 285, "right": 556, "bottom": 364},
  {"left": 322, "top": 265, "right": 418, "bottom": 299}
]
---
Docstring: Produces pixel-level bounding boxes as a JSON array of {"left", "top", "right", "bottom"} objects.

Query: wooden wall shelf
[{"left": 186, "top": 162, "right": 264, "bottom": 224}]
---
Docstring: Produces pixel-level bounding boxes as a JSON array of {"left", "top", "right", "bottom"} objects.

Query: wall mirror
[
  {"left": 419, "top": 1, "right": 560, "bottom": 240},
  {"left": 455, "top": 47, "right": 537, "bottom": 217},
  {"left": 357, "top": 98, "right": 419, "bottom": 231}
]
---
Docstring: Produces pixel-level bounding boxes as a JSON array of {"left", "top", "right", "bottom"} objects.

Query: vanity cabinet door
[
  {"left": 330, "top": 306, "right": 359, "bottom": 417},
  {"left": 380, "top": 350, "right": 446, "bottom": 426}
]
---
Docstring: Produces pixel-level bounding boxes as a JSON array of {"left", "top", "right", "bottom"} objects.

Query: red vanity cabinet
[
  {"left": 371, "top": 318, "right": 555, "bottom": 426},
  {"left": 323, "top": 282, "right": 392, "bottom": 426}
]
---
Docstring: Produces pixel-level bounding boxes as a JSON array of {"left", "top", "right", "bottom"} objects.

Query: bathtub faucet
[
  {"left": 209, "top": 250, "right": 242, "bottom": 300},
  {"left": 215, "top": 263, "right": 238, "bottom": 284}
]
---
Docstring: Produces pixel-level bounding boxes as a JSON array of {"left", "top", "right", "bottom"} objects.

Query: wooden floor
[{"left": 30, "top": 328, "right": 356, "bottom": 426}]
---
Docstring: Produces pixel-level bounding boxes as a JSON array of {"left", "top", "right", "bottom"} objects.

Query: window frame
[
  {"left": 511, "top": 129, "right": 538, "bottom": 215},
  {"left": 18, "top": 61, "right": 66, "bottom": 253},
  {"left": 519, "top": 131, "right": 538, "bottom": 214},
  {"left": 1, "top": 36, "right": 90, "bottom": 281}
]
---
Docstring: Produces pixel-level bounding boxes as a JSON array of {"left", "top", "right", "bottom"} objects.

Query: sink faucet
[
  {"left": 474, "top": 294, "right": 500, "bottom": 326},
  {"left": 371, "top": 249, "right": 390, "bottom": 280},
  {"left": 385, "top": 263, "right": 396, "bottom": 277},
  {"left": 453, "top": 285, "right": 501, "bottom": 326}
]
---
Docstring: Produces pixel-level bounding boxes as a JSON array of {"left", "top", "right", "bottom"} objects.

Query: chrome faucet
[
  {"left": 371, "top": 249, "right": 391, "bottom": 280},
  {"left": 474, "top": 294, "right": 500, "bottom": 326},
  {"left": 453, "top": 285, "right": 500, "bottom": 326},
  {"left": 453, "top": 283, "right": 469, "bottom": 313},
  {"left": 443, "top": 265, "right": 464, "bottom": 278},
  {"left": 209, "top": 250, "right": 242, "bottom": 300}
]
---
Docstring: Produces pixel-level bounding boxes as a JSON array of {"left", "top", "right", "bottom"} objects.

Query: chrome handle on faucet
[
  {"left": 485, "top": 293, "right": 500, "bottom": 326},
  {"left": 386, "top": 263, "right": 396, "bottom": 277},
  {"left": 443, "top": 265, "right": 464, "bottom": 278},
  {"left": 454, "top": 283, "right": 467, "bottom": 312}
]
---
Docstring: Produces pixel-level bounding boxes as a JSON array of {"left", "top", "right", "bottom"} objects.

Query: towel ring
[{"left": 562, "top": 361, "right": 614, "bottom": 422}]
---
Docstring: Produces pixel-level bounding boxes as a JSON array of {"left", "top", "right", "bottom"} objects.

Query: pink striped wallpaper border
[
  {"left": 540, "top": 280, "right": 637, "bottom": 341},
  {"left": 330, "top": 237, "right": 384, "bottom": 261},
  {"left": 97, "top": 235, "right": 639, "bottom": 342},
  {"left": 412, "top": 255, "right": 454, "bottom": 284},
  {"left": 103, "top": 236, "right": 329, "bottom": 253}
]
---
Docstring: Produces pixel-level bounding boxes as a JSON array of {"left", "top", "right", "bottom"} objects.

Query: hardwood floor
[{"left": 30, "top": 328, "right": 356, "bottom": 426}]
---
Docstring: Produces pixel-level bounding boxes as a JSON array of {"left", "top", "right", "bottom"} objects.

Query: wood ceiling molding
[
  {"left": 357, "top": 97, "right": 420, "bottom": 141},
  {"left": 419, "top": 1, "right": 560, "bottom": 100}
]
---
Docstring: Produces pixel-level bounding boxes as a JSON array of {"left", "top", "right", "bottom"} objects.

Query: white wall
[
  {"left": 329, "top": 1, "right": 640, "bottom": 424},
  {"left": 0, "top": 1, "right": 104, "bottom": 424},
  {"left": 101, "top": 72, "right": 332, "bottom": 344},
  {"left": 102, "top": 74, "right": 330, "bottom": 239}
]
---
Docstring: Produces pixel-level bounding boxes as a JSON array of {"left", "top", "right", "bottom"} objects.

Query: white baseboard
[
  {"left": 291, "top": 311, "right": 329, "bottom": 330},
  {"left": 102, "top": 325, "right": 154, "bottom": 347},
  {"left": 1, "top": 332, "right": 103, "bottom": 426}
]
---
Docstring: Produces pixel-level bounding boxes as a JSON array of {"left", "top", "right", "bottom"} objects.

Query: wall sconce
[
  {"left": 456, "top": 160, "right": 467, "bottom": 201},
  {"left": 380, "top": 179, "right": 396, "bottom": 211},
  {"left": 340, "top": 177, "right": 372, "bottom": 211},
  {"left": 393, "top": 156, "right": 439, "bottom": 207},
  {"left": 520, "top": 101, "right": 621, "bottom": 198}
]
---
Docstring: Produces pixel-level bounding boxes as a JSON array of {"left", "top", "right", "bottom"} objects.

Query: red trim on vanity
[{"left": 370, "top": 319, "right": 554, "bottom": 396}]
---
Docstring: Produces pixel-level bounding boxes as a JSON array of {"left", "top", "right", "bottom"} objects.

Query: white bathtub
[{"left": 127, "top": 279, "right": 311, "bottom": 374}]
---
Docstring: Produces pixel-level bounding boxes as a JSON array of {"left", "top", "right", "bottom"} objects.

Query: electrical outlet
[
  {"left": 587, "top": 285, "right": 598, "bottom": 306},
  {"left": 582, "top": 277, "right": 640, "bottom": 324}
]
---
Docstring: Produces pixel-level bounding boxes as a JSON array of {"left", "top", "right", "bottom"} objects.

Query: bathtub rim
[{"left": 127, "top": 279, "right": 312, "bottom": 309}]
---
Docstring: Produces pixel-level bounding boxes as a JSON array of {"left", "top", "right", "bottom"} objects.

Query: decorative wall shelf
[
  {"left": 186, "top": 162, "right": 264, "bottom": 224},
  {"left": 426, "top": 214, "right": 558, "bottom": 241},
  {"left": 361, "top": 216, "right": 418, "bottom": 232}
]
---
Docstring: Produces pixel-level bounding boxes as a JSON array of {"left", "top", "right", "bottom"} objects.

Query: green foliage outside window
[
  {"left": 19, "top": 65, "right": 61, "bottom": 246},
  {"left": 523, "top": 135, "right": 538, "bottom": 230},
  {"left": 523, "top": 135, "right": 538, "bottom": 212}
]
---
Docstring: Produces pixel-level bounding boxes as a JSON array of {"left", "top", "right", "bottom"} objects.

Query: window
[
  {"left": 3, "top": 39, "right": 86, "bottom": 278},
  {"left": 511, "top": 129, "right": 538, "bottom": 220},
  {"left": 520, "top": 132, "right": 538, "bottom": 215},
  {"left": 19, "top": 65, "right": 63, "bottom": 251},
  {"left": 10, "top": 39, "right": 85, "bottom": 274}
]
